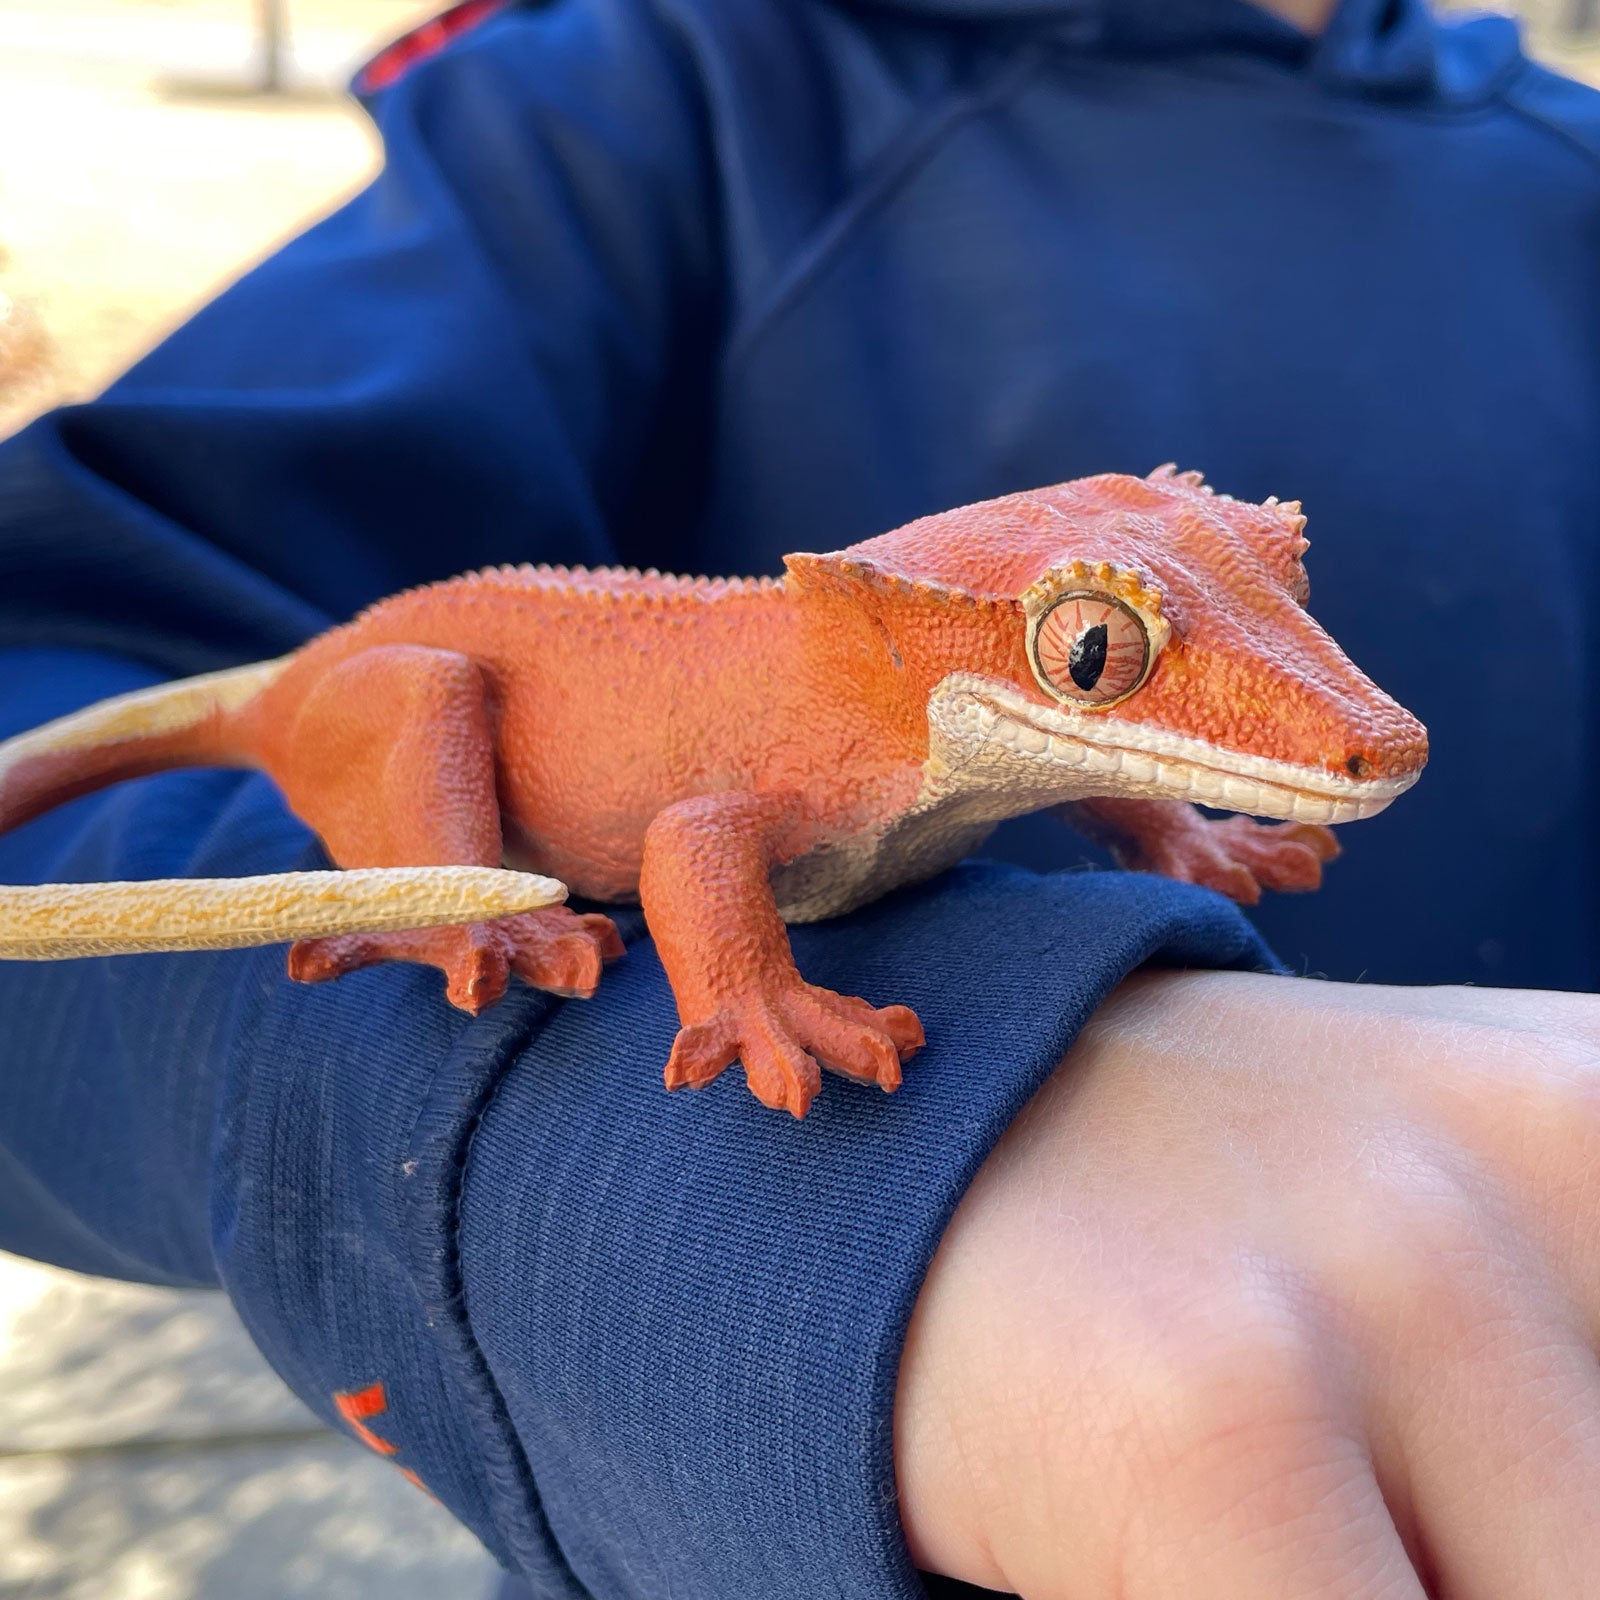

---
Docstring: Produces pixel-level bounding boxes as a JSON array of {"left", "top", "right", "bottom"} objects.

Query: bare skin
[
  {"left": 898, "top": 970, "right": 1600, "bottom": 1597},
  {"left": 1256, "top": 0, "right": 1340, "bottom": 29}
]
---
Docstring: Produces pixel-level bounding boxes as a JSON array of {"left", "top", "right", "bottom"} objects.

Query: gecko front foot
[
  {"left": 664, "top": 983, "right": 924, "bottom": 1118},
  {"left": 1069, "top": 797, "right": 1339, "bottom": 907},
  {"left": 288, "top": 905, "right": 623, "bottom": 1013},
  {"left": 1143, "top": 814, "right": 1339, "bottom": 905}
]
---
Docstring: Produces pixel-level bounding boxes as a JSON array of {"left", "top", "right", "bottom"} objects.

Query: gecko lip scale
[{"left": 934, "top": 674, "right": 1421, "bottom": 826}]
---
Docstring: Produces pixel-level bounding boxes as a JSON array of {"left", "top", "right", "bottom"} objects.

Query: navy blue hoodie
[{"left": 0, "top": 2, "right": 1594, "bottom": 1595}]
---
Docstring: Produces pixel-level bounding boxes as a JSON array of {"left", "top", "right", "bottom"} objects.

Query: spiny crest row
[
  {"left": 792, "top": 553, "right": 1012, "bottom": 609},
  {"left": 1149, "top": 464, "right": 1308, "bottom": 538},
  {"left": 360, "top": 562, "right": 790, "bottom": 616},
  {"left": 473, "top": 561, "right": 784, "bottom": 595},
  {"left": 1147, "top": 463, "right": 1232, "bottom": 500}
]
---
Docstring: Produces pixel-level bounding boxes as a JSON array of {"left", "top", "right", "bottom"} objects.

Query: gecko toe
[
  {"left": 666, "top": 984, "right": 920, "bottom": 1113},
  {"left": 664, "top": 1014, "right": 739, "bottom": 1091},
  {"left": 504, "top": 907, "right": 624, "bottom": 998}
]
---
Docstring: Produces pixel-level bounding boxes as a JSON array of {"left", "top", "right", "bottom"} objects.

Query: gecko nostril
[{"left": 1346, "top": 754, "right": 1372, "bottom": 779}]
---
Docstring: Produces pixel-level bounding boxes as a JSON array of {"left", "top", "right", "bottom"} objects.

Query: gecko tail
[
  {"left": 0, "top": 866, "right": 568, "bottom": 960},
  {"left": 0, "top": 662, "right": 573, "bottom": 962},
  {"left": 0, "top": 659, "right": 288, "bottom": 836}
]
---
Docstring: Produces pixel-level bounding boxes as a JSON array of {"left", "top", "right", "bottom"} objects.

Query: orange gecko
[{"left": 0, "top": 469, "right": 1427, "bottom": 1116}]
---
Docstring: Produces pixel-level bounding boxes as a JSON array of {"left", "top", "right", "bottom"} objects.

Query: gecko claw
[{"left": 665, "top": 983, "right": 923, "bottom": 1117}]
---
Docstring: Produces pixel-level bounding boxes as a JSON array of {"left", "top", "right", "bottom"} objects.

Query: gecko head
[{"left": 785, "top": 468, "right": 1427, "bottom": 825}]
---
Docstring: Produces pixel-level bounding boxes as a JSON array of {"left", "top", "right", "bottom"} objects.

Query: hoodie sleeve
[
  {"left": 0, "top": 0, "right": 719, "bottom": 1262},
  {"left": 0, "top": 2, "right": 1279, "bottom": 1594}
]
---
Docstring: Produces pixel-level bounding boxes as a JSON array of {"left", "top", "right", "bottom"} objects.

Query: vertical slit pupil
[{"left": 1069, "top": 623, "right": 1108, "bottom": 690}]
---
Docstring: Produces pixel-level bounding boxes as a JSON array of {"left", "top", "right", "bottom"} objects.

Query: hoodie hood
[{"left": 843, "top": 0, "right": 1525, "bottom": 103}]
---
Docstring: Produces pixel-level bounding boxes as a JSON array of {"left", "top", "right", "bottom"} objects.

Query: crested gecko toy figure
[{"left": 0, "top": 469, "right": 1426, "bottom": 1116}]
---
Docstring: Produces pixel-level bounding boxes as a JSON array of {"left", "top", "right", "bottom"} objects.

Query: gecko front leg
[
  {"left": 640, "top": 792, "right": 923, "bottom": 1118},
  {"left": 1060, "top": 796, "right": 1338, "bottom": 906}
]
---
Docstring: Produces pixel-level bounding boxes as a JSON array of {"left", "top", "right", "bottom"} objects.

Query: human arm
[
  {"left": 0, "top": 0, "right": 721, "bottom": 1272},
  {"left": 899, "top": 969, "right": 1600, "bottom": 1599},
  {"left": 0, "top": 4, "right": 1290, "bottom": 1591},
  {"left": 11, "top": 650, "right": 1594, "bottom": 1598}
]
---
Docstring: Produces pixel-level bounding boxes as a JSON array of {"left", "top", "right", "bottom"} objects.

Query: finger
[
  {"left": 1376, "top": 1268, "right": 1600, "bottom": 1600},
  {"left": 1381, "top": 1015, "right": 1600, "bottom": 1333},
  {"left": 1113, "top": 1423, "right": 1426, "bottom": 1600}
]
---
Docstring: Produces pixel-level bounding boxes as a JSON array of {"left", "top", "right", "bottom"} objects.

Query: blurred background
[
  {"left": 0, "top": 1, "right": 1594, "bottom": 1596},
  {"left": 4, "top": 0, "right": 1600, "bottom": 440},
  {"left": 0, "top": 0, "right": 437, "bottom": 438}
]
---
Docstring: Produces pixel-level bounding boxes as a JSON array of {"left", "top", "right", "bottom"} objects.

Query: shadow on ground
[
  {"left": 2, "top": 1437, "right": 494, "bottom": 1599},
  {"left": 0, "top": 1256, "right": 496, "bottom": 1599}
]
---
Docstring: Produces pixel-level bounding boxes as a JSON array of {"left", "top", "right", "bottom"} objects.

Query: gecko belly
[{"left": 771, "top": 808, "right": 1000, "bottom": 925}]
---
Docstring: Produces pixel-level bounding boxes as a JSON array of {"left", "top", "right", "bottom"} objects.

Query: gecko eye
[{"left": 1030, "top": 592, "right": 1155, "bottom": 708}]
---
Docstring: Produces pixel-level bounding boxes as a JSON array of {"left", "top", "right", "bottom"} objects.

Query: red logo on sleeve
[
  {"left": 334, "top": 1381, "right": 433, "bottom": 1495},
  {"left": 356, "top": 0, "right": 514, "bottom": 95}
]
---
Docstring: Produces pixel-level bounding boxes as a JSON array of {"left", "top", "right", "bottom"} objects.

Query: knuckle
[
  {"left": 1511, "top": 1034, "right": 1600, "bottom": 1141},
  {"left": 1107, "top": 1275, "right": 1382, "bottom": 1574},
  {"left": 1127, "top": 1274, "right": 1333, "bottom": 1490},
  {"left": 1551, "top": 994, "right": 1600, "bottom": 1059},
  {"left": 1432, "top": 1024, "right": 1600, "bottom": 1176},
  {"left": 1338, "top": 1146, "right": 1509, "bottom": 1343},
  {"left": 1398, "top": 1014, "right": 1600, "bottom": 1211}
]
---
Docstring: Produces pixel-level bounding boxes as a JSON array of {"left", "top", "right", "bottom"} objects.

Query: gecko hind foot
[
  {"left": 664, "top": 983, "right": 924, "bottom": 1118},
  {"left": 503, "top": 907, "right": 626, "bottom": 997},
  {"left": 288, "top": 905, "right": 624, "bottom": 1013}
]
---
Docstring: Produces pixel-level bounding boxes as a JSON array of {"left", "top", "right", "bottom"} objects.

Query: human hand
[{"left": 896, "top": 970, "right": 1600, "bottom": 1598}]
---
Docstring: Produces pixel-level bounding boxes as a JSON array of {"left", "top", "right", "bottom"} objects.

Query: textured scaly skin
[
  {"left": 0, "top": 471, "right": 1427, "bottom": 1116},
  {"left": 0, "top": 869, "right": 565, "bottom": 959}
]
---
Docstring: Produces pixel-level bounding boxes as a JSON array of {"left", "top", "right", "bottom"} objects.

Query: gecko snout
[{"left": 1334, "top": 696, "right": 1429, "bottom": 788}]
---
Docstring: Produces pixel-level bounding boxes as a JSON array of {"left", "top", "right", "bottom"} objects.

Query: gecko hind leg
[{"left": 245, "top": 642, "right": 622, "bottom": 1012}]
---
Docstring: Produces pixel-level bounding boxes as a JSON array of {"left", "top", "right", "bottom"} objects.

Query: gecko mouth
[{"left": 934, "top": 675, "right": 1421, "bottom": 826}]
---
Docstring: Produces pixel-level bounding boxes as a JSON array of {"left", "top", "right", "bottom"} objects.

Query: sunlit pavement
[
  {"left": 0, "top": 1253, "right": 497, "bottom": 1597},
  {"left": 0, "top": 0, "right": 435, "bottom": 436}
]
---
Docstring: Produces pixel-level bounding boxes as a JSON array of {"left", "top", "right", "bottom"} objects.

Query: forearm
[{"left": 453, "top": 863, "right": 1276, "bottom": 1593}]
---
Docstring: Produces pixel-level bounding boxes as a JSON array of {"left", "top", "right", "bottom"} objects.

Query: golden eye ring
[{"left": 1028, "top": 591, "right": 1158, "bottom": 709}]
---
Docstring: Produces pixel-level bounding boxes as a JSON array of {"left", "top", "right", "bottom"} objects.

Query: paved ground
[
  {"left": 0, "top": 1254, "right": 497, "bottom": 1597},
  {"left": 0, "top": 6, "right": 500, "bottom": 1594}
]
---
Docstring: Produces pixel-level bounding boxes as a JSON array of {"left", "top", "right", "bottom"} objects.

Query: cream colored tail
[
  {"left": 0, "top": 867, "right": 566, "bottom": 959},
  {"left": 0, "top": 663, "right": 567, "bottom": 961}
]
